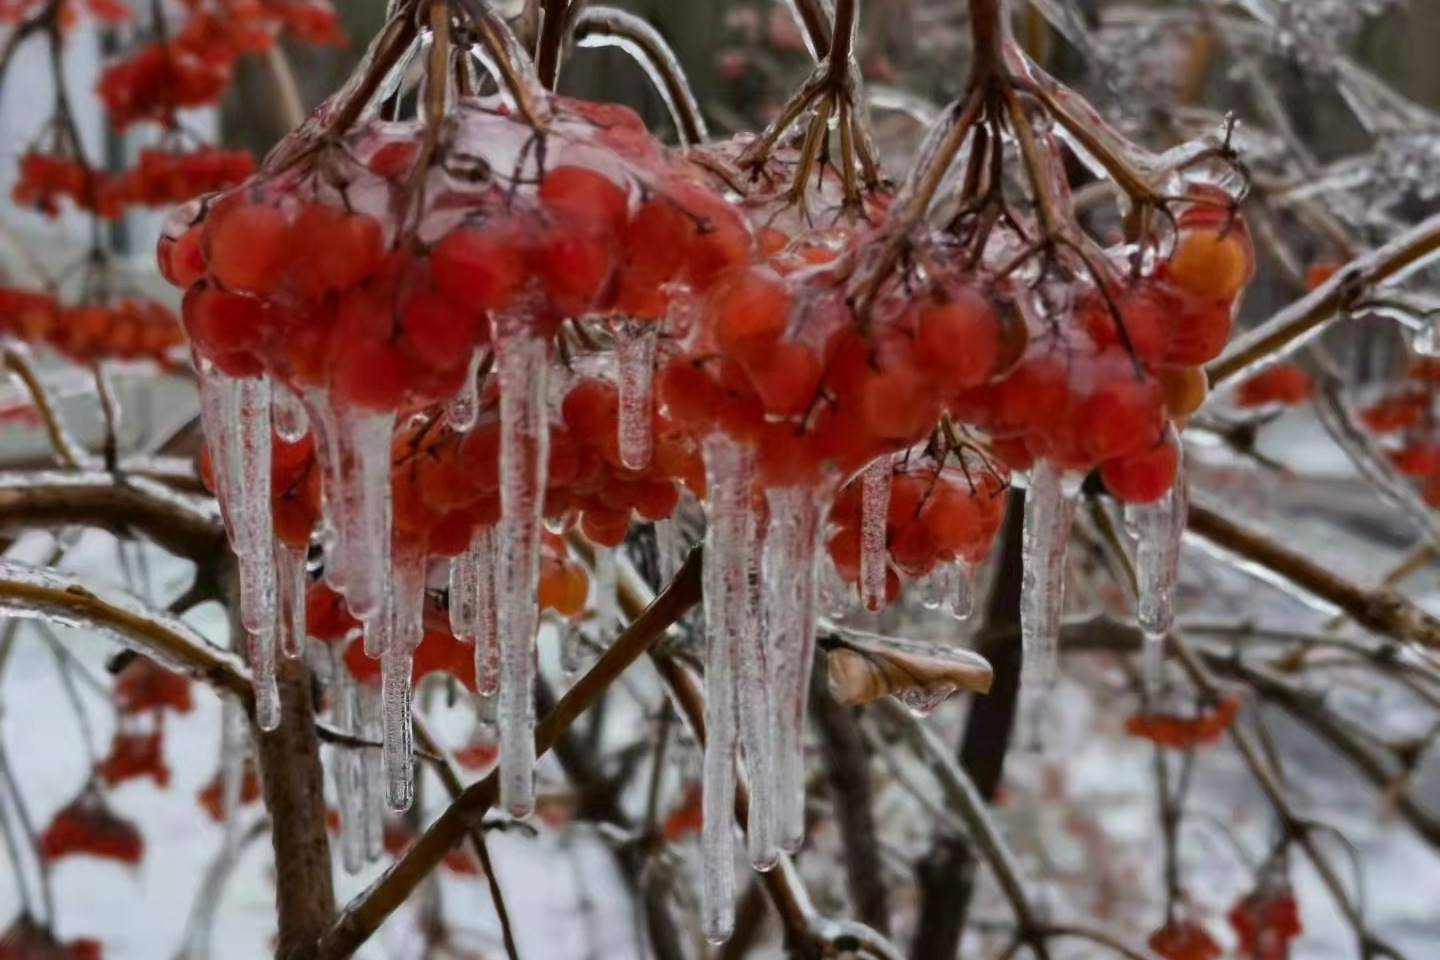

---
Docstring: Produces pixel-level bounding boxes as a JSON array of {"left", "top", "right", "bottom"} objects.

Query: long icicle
[
  {"left": 381, "top": 548, "right": 427, "bottom": 811},
  {"left": 700, "top": 434, "right": 752, "bottom": 943},
  {"left": 199, "top": 366, "right": 279, "bottom": 730},
  {"left": 765, "top": 486, "right": 825, "bottom": 856},
  {"left": 1018, "top": 460, "right": 1080, "bottom": 748},
  {"left": 494, "top": 316, "right": 549, "bottom": 817},
  {"left": 1131, "top": 445, "right": 1187, "bottom": 696},
  {"left": 614, "top": 318, "right": 657, "bottom": 470},
  {"left": 859, "top": 455, "right": 892, "bottom": 611},
  {"left": 330, "top": 644, "right": 366, "bottom": 874},
  {"left": 357, "top": 681, "right": 386, "bottom": 860}
]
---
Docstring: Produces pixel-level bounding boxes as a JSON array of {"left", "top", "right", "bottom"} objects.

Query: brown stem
[
  {"left": 1186, "top": 502, "right": 1440, "bottom": 649},
  {"left": 313, "top": 549, "right": 703, "bottom": 960},
  {"left": 968, "top": 0, "right": 1007, "bottom": 80},
  {"left": 533, "top": 0, "right": 570, "bottom": 90},
  {"left": 810, "top": 658, "right": 890, "bottom": 934},
  {"left": 3, "top": 349, "right": 83, "bottom": 468},
  {"left": 0, "top": 473, "right": 225, "bottom": 563},
  {"left": 255, "top": 656, "right": 336, "bottom": 956}
]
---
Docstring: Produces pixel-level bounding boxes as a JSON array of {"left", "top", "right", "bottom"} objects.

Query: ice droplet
[
  {"left": 493, "top": 316, "right": 550, "bottom": 817},
  {"left": 859, "top": 456, "right": 892, "bottom": 611},
  {"left": 614, "top": 318, "right": 658, "bottom": 470}
]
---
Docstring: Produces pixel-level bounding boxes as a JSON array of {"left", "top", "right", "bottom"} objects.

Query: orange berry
[
  {"left": 1169, "top": 228, "right": 1252, "bottom": 302},
  {"left": 914, "top": 289, "right": 999, "bottom": 390},
  {"left": 206, "top": 202, "right": 292, "bottom": 294}
]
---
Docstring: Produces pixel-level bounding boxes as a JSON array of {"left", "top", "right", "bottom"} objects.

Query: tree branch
[
  {"left": 0, "top": 472, "right": 225, "bottom": 562},
  {"left": 573, "top": 7, "right": 708, "bottom": 145},
  {"left": 0, "top": 557, "right": 250, "bottom": 700}
]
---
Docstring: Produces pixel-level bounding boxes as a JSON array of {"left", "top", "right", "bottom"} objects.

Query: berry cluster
[
  {"left": 13, "top": 151, "right": 127, "bottom": 220},
  {"left": 1146, "top": 920, "right": 1222, "bottom": 960},
  {"left": 0, "top": 917, "right": 102, "bottom": 960},
  {"left": 827, "top": 448, "right": 1007, "bottom": 609},
  {"left": 196, "top": 760, "right": 263, "bottom": 821},
  {"left": 0, "top": 291, "right": 183, "bottom": 367},
  {"left": 1235, "top": 363, "right": 1313, "bottom": 409},
  {"left": 96, "top": 730, "right": 169, "bottom": 788},
  {"left": 38, "top": 790, "right": 143, "bottom": 865},
  {"left": 1124, "top": 693, "right": 1241, "bottom": 749},
  {"left": 122, "top": 147, "right": 255, "bottom": 208},
  {"left": 1227, "top": 885, "right": 1302, "bottom": 960},
  {"left": 1359, "top": 356, "right": 1440, "bottom": 507}
]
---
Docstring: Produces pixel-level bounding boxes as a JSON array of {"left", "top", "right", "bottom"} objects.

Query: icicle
[
  {"left": 381, "top": 643, "right": 415, "bottom": 811},
  {"left": 700, "top": 434, "right": 752, "bottom": 942},
  {"left": 614, "top": 318, "right": 658, "bottom": 469},
  {"left": 559, "top": 620, "right": 585, "bottom": 676},
  {"left": 357, "top": 682, "right": 386, "bottom": 860},
  {"left": 448, "top": 547, "right": 478, "bottom": 641},
  {"left": 818, "top": 555, "right": 852, "bottom": 617},
  {"left": 276, "top": 541, "right": 308, "bottom": 659},
  {"left": 654, "top": 516, "right": 683, "bottom": 587},
  {"left": 1018, "top": 461, "right": 1080, "bottom": 748},
  {"left": 1131, "top": 453, "right": 1187, "bottom": 696},
  {"left": 950, "top": 563, "right": 975, "bottom": 621},
  {"left": 919, "top": 563, "right": 954, "bottom": 611},
  {"left": 859, "top": 456, "right": 892, "bottom": 611},
  {"left": 446, "top": 350, "right": 483, "bottom": 432},
  {"left": 218, "top": 695, "right": 247, "bottom": 859},
  {"left": 593, "top": 547, "right": 618, "bottom": 634},
  {"left": 330, "top": 647, "right": 366, "bottom": 874},
  {"left": 471, "top": 527, "right": 500, "bottom": 698},
  {"left": 738, "top": 495, "right": 773, "bottom": 871},
  {"left": 380, "top": 550, "right": 426, "bottom": 811},
  {"left": 493, "top": 316, "right": 550, "bottom": 817},
  {"left": 343, "top": 410, "right": 394, "bottom": 648},
  {"left": 764, "top": 486, "right": 825, "bottom": 859},
  {"left": 197, "top": 366, "right": 280, "bottom": 729},
  {"left": 273, "top": 386, "right": 309, "bottom": 442}
]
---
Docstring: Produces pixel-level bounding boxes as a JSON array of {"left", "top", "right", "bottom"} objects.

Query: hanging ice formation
[
  {"left": 1130, "top": 446, "right": 1187, "bottom": 694},
  {"left": 1018, "top": 461, "right": 1080, "bottom": 745},
  {"left": 859, "top": 456, "right": 891, "bottom": 611},
  {"left": 493, "top": 315, "right": 550, "bottom": 817},
  {"left": 197, "top": 363, "right": 280, "bottom": 731},
  {"left": 614, "top": 318, "right": 658, "bottom": 470}
]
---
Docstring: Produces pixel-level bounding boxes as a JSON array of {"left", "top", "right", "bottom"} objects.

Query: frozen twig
[{"left": 573, "top": 7, "right": 708, "bottom": 146}]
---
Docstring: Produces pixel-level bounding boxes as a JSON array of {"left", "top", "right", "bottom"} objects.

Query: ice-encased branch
[{"left": 0, "top": 557, "right": 251, "bottom": 700}]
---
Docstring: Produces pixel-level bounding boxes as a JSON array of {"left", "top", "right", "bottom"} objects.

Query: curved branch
[
  {"left": 573, "top": 7, "right": 708, "bottom": 146},
  {"left": 0, "top": 558, "right": 250, "bottom": 701},
  {"left": 1186, "top": 502, "right": 1440, "bottom": 649},
  {"left": 1207, "top": 213, "right": 1440, "bottom": 387},
  {"left": 0, "top": 472, "right": 225, "bottom": 562},
  {"left": 3, "top": 348, "right": 85, "bottom": 469}
]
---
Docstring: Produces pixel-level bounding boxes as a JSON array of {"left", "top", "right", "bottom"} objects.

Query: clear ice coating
[
  {"left": 197, "top": 364, "right": 279, "bottom": 730},
  {"left": 381, "top": 642, "right": 415, "bottom": 811},
  {"left": 446, "top": 350, "right": 484, "bottom": 432},
  {"left": 654, "top": 516, "right": 683, "bottom": 587},
  {"left": 218, "top": 694, "right": 248, "bottom": 859},
  {"left": 614, "top": 318, "right": 658, "bottom": 470},
  {"left": 764, "top": 487, "right": 824, "bottom": 857},
  {"left": 950, "top": 563, "right": 975, "bottom": 621},
  {"left": 494, "top": 317, "right": 550, "bottom": 817},
  {"left": 357, "top": 682, "right": 386, "bottom": 860},
  {"left": 276, "top": 541, "right": 307, "bottom": 660},
  {"left": 859, "top": 456, "right": 892, "bottom": 611},
  {"left": 329, "top": 646, "right": 366, "bottom": 874},
  {"left": 1131, "top": 452, "right": 1187, "bottom": 695},
  {"left": 700, "top": 434, "right": 750, "bottom": 944},
  {"left": 593, "top": 547, "right": 619, "bottom": 636},
  {"left": 1018, "top": 462, "right": 1080, "bottom": 743}
]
